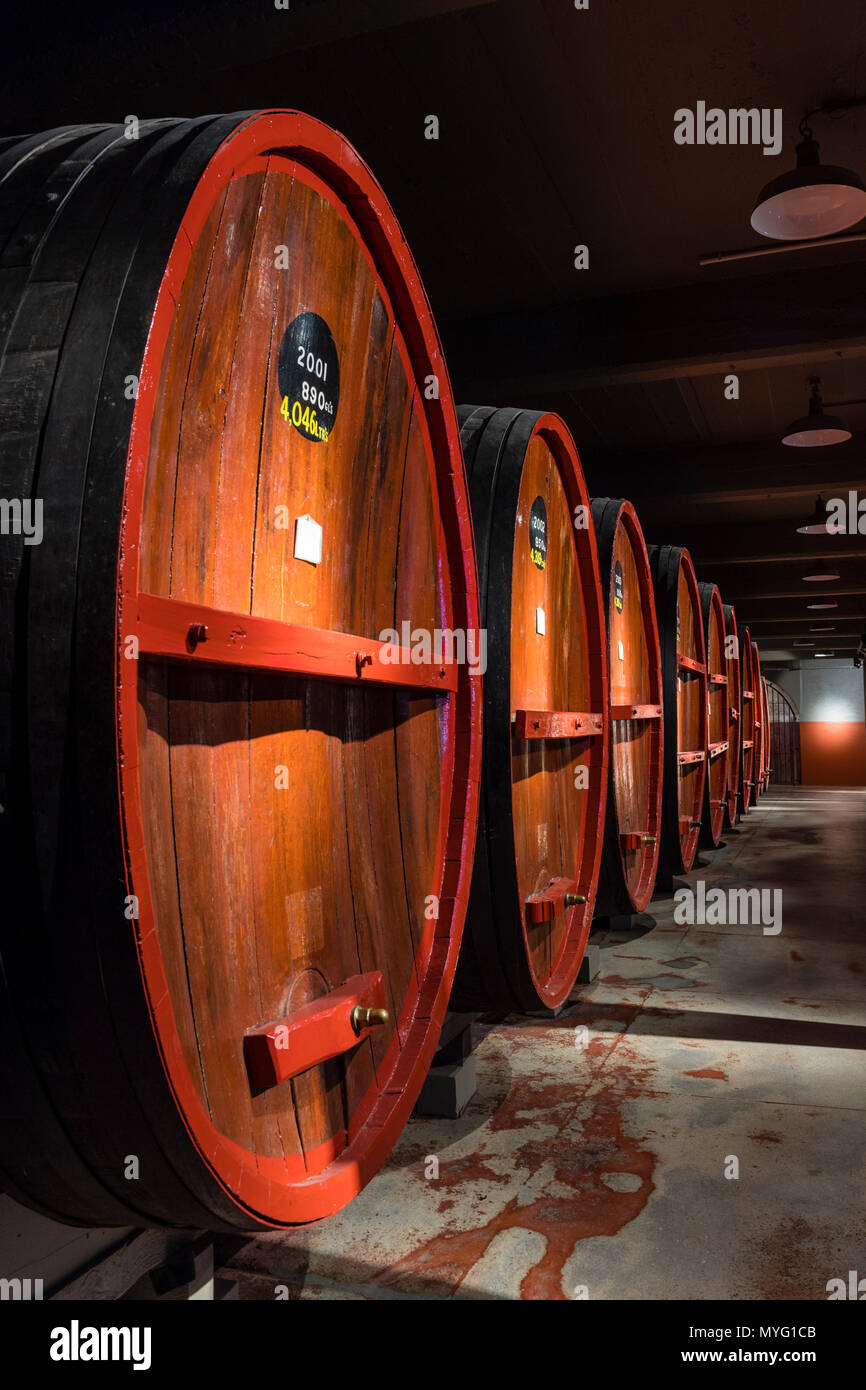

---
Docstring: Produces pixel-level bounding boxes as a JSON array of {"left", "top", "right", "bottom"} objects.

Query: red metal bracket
[
  {"left": 742, "top": 688, "right": 754, "bottom": 700},
  {"left": 134, "top": 593, "right": 458, "bottom": 693},
  {"left": 708, "top": 672, "right": 728, "bottom": 685},
  {"left": 610, "top": 703, "right": 662, "bottom": 720},
  {"left": 677, "top": 748, "right": 706, "bottom": 766},
  {"left": 677, "top": 653, "right": 706, "bottom": 675},
  {"left": 620, "top": 831, "right": 654, "bottom": 851},
  {"left": 525, "top": 876, "right": 585, "bottom": 924},
  {"left": 708, "top": 739, "right": 729, "bottom": 759},
  {"left": 742, "top": 738, "right": 754, "bottom": 750},
  {"left": 513, "top": 709, "right": 604, "bottom": 739},
  {"left": 243, "top": 972, "right": 388, "bottom": 1092},
  {"left": 730, "top": 706, "right": 739, "bottom": 721}
]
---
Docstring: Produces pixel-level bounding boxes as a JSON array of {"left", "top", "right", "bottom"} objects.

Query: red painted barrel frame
[
  {"left": 740, "top": 628, "right": 757, "bottom": 812},
  {"left": 752, "top": 645, "right": 765, "bottom": 803},
  {"left": 115, "top": 111, "right": 482, "bottom": 1226},
  {"left": 699, "top": 582, "right": 729, "bottom": 848},
  {"left": 508, "top": 416, "right": 609, "bottom": 1007},
  {"left": 722, "top": 602, "right": 742, "bottom": 828},
  {"left": 652, "top": 543, "right": 708, "bottom": 881},
  {"left": 594, "top": 498, "right": 663, "bottom": 915}
]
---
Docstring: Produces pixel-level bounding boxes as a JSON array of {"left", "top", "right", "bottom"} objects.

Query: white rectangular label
[
  {"left": 294, "top": 514, "right": 323, "bottom": 566},
  {"left": 536, "top": 606, "right": 546, "bottom": 635}
]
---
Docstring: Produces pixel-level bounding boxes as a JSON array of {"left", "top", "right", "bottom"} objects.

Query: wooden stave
[
  {"left": 590, "top": 497, "right": 663, "bottom": 916},
  {"left": 721, "top": 602, "right": 742, "bottom": 827},
  {"left": 0, "top": 119, "right": 221, "bottom": 1230},
  {"left": 450, "top": 406, "right": 608, "bottom": 1014},
  {"left": 0, "top": 112, "right": 481, "bottom": 1230},
  {"left": 648, "top": 543, "right": 708, "bottom": 885},
  {"left": 698, "top": 582, "right": 728, "bottom": 848}
]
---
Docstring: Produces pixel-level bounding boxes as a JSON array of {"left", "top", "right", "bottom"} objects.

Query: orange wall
[{"left": 799, "top": 721, "right": 866, "bottom": 786}]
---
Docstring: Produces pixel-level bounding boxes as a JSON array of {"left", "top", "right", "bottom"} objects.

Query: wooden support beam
[{"left": 445, "top": 261, "right": 866, "bottom": 397}]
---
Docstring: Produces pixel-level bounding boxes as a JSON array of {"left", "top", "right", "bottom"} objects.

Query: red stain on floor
[
  {"left": 848, "top": 961, "right": 863, "bottom": 975},
  {"left": 749, "top": 1131, "right": 783, "bottom": 1145},
  {"left": 790, "top": 951, "right": 805, "bottom": 962},
  {"left": 683, "top": 1067, "right": 728, "bottom": 1080},
  {"left": 370, "top": 1056, "right": 658, "bottom": 1301}
]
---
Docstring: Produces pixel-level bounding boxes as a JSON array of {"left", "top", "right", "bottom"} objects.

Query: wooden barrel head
[
  {"left": 698, "top": 583, "right": 729, "bottom": 847},
  {"left": 649, "top": 544, "right": 708, "bottom": 883},
  {"left": 722, "top": 602, "right": 742, "bottom": 827},
  {"left": 0, "top": 112, "right": 481, "bottom": 1230},
  {"left": 591, "top": 498, "right": 663, "bottom": 915},
  {"left": 739, "top": 628, "right": 757, "bottom": 812},
  {"left": 451, "top": 408, "right": 608, "bottom": 1014}
]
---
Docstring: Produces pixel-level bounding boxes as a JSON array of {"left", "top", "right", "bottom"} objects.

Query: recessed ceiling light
[{"left": 806, "top": 600, "right": 838, "bottom": 609}]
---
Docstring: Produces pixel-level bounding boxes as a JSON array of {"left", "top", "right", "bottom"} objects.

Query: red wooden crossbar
[
  {"left": 134, "top": 593, "right": 458, "bottom": 693},
  {"left": 708, "top": 740, "right": 729, "bottom": 758},
  {"left": 610, "top": 703, "right": 662, "bottom": 720},
  {"left": 677, "top": 748, "right": 706, "bottom": 766},
  {"left": 620, "top": 831, "right": 654, "bottom": 851},
  {"left": 708, "top": 672, "right": 728, "bottom": 685},
  {"left": 677, "top": 653, "right": 706, "bottom": 675},
  {"left": 244, "top": 972, "right": 387, "bottom": 1092},
  {"left": 525, "top": 876, "right": 585, "bottom": 924},
  {"left": 513, "top": 709, "right": 604, "bottom": 739}
]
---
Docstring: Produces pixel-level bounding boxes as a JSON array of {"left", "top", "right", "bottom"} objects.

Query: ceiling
[{"left": 5, "top": 0, "right": 866, "bottom": 663}]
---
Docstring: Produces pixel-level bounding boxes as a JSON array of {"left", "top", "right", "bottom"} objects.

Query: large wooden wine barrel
[
  {"left": 698, "top": 582, "right": 729, "bottom": 847},
  {"left": 739, "top": 628, "right": 758, "bottom": 811},
  {"left": 752, "top": 647, "right": 765, "bottom": 801},
  {"left": 0, "top": 112, "right": 481, "bottom": 1230},
  {"left": 759, "top": 673, "right": 771, "bottom": 792},
  {"left": 590, "top": 498, "right": 663, "bottom": 916},
  {"left": 449, "top": 408, "right": 608, "bottom": 1014},
  {"left": 722, "top": 602, "right": 742, "bottom": 827},
  {"left": 648, "top": 545, "right": 708, "bottom": 885}
]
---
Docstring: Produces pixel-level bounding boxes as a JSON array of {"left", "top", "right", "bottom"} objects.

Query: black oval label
[
  {"left": 613, "top": 560, "right": 624, "bottom": 613},
  {"left": 277, "top": 311, "right": 340, "bottom": 443},
  {"left": 529, "top": 496, "right": 547, "bottom": 570}
]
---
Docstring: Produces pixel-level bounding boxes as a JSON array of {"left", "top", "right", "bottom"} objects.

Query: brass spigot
[
  {"left": 351, "top": 1005, "right": 389, "bottom": 1034},
  {"left": 564, "top": 892, "right": 587, "bottom": 907}
]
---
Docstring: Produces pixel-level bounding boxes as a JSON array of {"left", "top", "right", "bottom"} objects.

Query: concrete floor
[{"left": 219, "top": 786, "right": 866, "bottom": 1300}]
